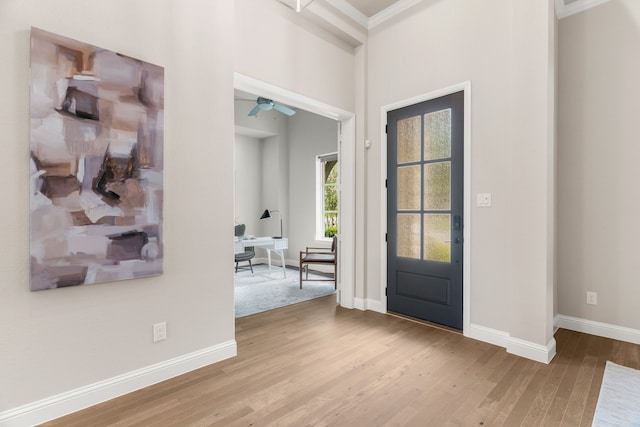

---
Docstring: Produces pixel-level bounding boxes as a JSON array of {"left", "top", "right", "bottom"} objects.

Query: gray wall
[{"left": 557, "top": 0, "right": 640, "bottom": 329}]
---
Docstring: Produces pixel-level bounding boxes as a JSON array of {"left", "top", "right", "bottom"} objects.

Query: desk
[{"left": 234, "top": 237, "right": 288, "bottom": 278}]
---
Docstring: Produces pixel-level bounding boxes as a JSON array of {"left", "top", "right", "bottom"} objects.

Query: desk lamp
[{"left": 259, "top": 209, "right": 283, "bottom": 239}]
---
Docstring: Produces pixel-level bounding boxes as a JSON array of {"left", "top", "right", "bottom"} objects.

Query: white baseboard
[
  {"left": 0, "top": 340, "right": 237, "bottom": 427},
  {"left": 466, "top": 323, "right": 556, "bottom": 364},
  {"left": 465, "top": 323, "right": 509, "bottom": 348},
  {"left": 353, "top": 297, "right": 365, "bottom": 310},
  {"left": 352, "top": 297, "right": 386, "bottom": 314},
  {"left": 365, "top": 298, "right": 386, "bottom": 314},
  {"left": 555, "top": 314, "right": 640, "bottom": 345},
  {"left": 507, "top": 336, "right": 556, "bottom": 364}
]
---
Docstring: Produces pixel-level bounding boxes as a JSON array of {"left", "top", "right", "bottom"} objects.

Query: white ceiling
[
  {"left": 345, "top": 0, "right": 401, "bottom": 17},
  {"left": 278, "top": 0, "right": 416, "bottom": 30}
]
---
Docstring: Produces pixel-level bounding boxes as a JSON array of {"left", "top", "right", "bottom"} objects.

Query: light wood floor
[{"left": 42, "top": 295, "right": 640, "bottom": 426}]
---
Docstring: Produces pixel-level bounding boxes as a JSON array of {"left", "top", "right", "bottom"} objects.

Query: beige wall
[
  {"left": 557, "top": 0, "right": 640, "bottom": 329},
  {"left": 366, "top": 0, "right": 555, "bottom": 347},
  {"left": 0, "top": 0, "right": 235, "bottom": 412},
  {"left": 234, "top": 0, "right": 356, "bottom": 114}
]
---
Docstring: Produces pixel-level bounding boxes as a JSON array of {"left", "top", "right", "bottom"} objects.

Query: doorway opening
[{"left": 233, "top": 73, "right": 355, "bottom": 317}]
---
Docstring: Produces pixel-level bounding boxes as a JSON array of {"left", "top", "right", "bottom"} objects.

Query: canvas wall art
[{"left": 29, "top": 28, "right": 164, "bottom": 291}]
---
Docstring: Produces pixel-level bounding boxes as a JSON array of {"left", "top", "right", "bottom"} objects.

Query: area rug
[
  {"left": 592, "top": 361, "right": 640, "bottom": 426},
  {"left": 234, "top": 264, "right": 336, "bottom": 318}
]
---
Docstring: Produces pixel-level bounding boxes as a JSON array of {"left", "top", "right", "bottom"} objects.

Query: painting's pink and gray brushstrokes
[{"left": 29, "top": 28, "right": 164, "bottom": 291}]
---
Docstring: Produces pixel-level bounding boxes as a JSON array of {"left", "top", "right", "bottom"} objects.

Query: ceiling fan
[{"left": 248, "top": 97, "right": 296, "bottom": 117}]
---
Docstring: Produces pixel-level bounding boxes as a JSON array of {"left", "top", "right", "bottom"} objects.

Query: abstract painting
[{"left": 29, "top": 28, "right": 164, "bottom": 291}]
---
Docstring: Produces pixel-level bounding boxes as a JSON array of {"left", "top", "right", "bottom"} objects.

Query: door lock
[{"left": 453, "top": 215, "right": 461, "bottom": 230}]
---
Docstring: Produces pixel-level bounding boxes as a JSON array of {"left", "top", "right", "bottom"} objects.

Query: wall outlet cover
[{"left": 153, "top": 322, "right": 167, "bottom": 342}]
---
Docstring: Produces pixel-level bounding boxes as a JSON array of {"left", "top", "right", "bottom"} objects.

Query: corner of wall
[{"left": 466, "top": 324, "right": 556, "bottom": 364}]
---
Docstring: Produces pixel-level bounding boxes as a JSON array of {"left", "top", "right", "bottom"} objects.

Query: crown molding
[
  {"left": 321, "top": 0, "right": 612, "bottom": 30},
  {"left": 368, "top": 0, "right": 423, "bottom": 29},
  {"left": 324, "top": 0, "right": 422, "bottom": 30},
  {"left": 556, "top": 0, "right": 612, "bottom": 19}
]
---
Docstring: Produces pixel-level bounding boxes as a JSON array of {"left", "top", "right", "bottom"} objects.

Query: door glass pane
[
  {"left": 397, "top": 165, "right": 421, "bottom": 210},
  {"left": 397, "top": 116, "right": 421, "bottom": 164},
  {"left": 398, "top": 214, "right": 421, "bottom": 259},
  {"left": 424, "top": 162, "right": 451, "bottom": 210},
  {"left": 424, "top": 214, "right": 451, "bottom": 263},
  {"left": 424, "top": 109, "right": 451, "bottom": 161}
]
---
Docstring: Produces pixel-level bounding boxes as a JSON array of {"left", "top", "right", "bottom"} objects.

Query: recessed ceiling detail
[
  {"left": 345, "top": 0, "right": 399, "bottom": 17},
  {"left": 325, "top": 0, "right": 423, "bottom": 30}
]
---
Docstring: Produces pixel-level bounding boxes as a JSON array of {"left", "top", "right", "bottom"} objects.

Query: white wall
[
  {"left": 557, "top": 0, "right": 640, "bottom": 329},
  {"left": 261, "top": 135, "right": 287, "bottom": 239},
  {"left": 234, "top": 134, "right": 263, "bottom": 235},
  {"left": 0, "top": 0, "right": 235, "bottom": 417},
  {"left": 366, "top": 0, "right": 555, "bottom": 353},
  {"left": 234, "top": 101, "right": 289, "bottom": 242},
  {"left": 288, "top": 110, "right": 338, "bottom": 258}
]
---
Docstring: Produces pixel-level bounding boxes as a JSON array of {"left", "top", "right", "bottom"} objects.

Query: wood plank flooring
[{"left": 41, "top": 296, "right": 640, "bottom": 426}]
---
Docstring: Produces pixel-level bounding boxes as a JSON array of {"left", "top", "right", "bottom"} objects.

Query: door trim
[
  {"left": 234, "top": 72, "right": 356, "bottom": 309},
  {"left": 380, "top": 81, "right": 472, "bottom": 333}
]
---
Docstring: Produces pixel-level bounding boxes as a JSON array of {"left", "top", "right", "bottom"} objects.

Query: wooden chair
[
  {"left": 234, "top": 224, "right": 255, "bottom": 273},
  {"left": 299, "top": 236, "right": 337, "bottom": 289}
]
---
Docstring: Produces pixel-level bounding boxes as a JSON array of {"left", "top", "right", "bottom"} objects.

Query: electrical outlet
[
  {"left": 153, "top": 322, "right": 167, "bottom": 342},
  {"left": 477, "top": 193, "right": 492, "bottom": 207},
  {"left": 586, "top": 292, "right": 598, "bottom": 305}
]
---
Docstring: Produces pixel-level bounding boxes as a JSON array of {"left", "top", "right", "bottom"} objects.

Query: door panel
[{"left": 387, "top": 91, "right": 464, "bottom": 330}]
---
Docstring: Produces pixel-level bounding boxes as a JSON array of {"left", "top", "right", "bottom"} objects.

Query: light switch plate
[{"left": 477, "top": 193, "right": 492, "bottom": 207}]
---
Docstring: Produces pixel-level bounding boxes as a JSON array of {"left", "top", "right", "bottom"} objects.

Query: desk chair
[
  {"left": 299, "top": 236, "right": 337, "bottom": 289},
  {"left": 234, "top": 224, "right": 255, "bottom": 273}
]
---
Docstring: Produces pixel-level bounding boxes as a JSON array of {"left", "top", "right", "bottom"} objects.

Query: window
[{"left": 317, "top": 153, "right": 338, "bottom": 240}]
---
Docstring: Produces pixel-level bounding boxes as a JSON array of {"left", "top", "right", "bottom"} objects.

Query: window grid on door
[{"left": 396, "top": 109, "right": 452, "bottom": 263}]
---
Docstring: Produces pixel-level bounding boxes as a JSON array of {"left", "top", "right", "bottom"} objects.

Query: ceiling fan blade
[
  {"left": 274, "top": 103, "right": 296, "bottom": 116},
  {"left": 248, "top": 105, "right": 261, "bottom": 117}
]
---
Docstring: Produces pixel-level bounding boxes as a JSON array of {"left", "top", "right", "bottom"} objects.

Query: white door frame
[
  {"left": 380, "top": 81, "right": 472, "bottom": 333},
  {"left": 234, "top": 72, "right": 356, "bottom": 309}
]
